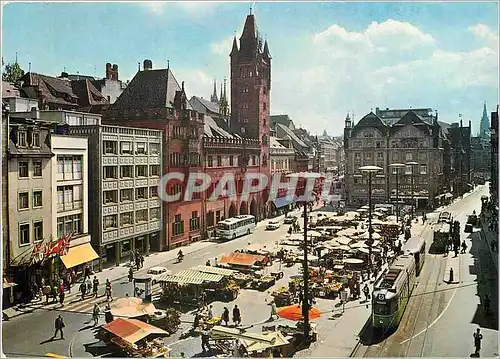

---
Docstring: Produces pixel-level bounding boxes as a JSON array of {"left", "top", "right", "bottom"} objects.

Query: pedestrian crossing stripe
[{"left": 58, "top": 287, "right": 163, "bottom": 314}]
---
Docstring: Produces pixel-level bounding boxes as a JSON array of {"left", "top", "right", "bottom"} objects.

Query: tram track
[{"left": 353, "top": 223, "right": 448, "bottom": 357}]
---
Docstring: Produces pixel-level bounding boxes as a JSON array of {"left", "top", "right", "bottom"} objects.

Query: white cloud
[
  {"left": 187, "top": 20, "right": 498, "bottom": 136},
  {"left": 140, "top": 2, "right": 218, "bottom": 17},
  {"left": 210, "top": 36, "right": 234, "bottom": 55}
]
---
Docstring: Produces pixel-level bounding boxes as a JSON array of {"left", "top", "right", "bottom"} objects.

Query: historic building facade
[
  {"left": 344, "top": 108, "right": 453, "bottom": 208},
  {"left": 491, "top": 106, "right": 498, "bottom": 205}
]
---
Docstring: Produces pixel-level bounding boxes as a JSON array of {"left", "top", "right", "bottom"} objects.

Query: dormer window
[
  {"left": 32, "top": 132, "right": 41, "bottom": 148},
  {"left": 18, "top": 130, "right": 27, "bottom": 147}
]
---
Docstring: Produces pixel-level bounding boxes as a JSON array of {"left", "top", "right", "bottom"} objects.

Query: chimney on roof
[
  {"left": 106, "top": 63, "right": 119, "bottom": 81},
  {"left": 143, "top": 59, "right": 152, "bottom": 71}
]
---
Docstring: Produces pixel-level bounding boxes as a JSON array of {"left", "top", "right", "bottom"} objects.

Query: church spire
[
  {"left": 230, "top": 36, "right": 239, "bottom": 58},
  {"left": 211, "top": 79, "right": 218, "bottom": 103},
  {"left": 480, "top": 101, "right": 489, "bottom": 138},
  {"left": 223, "top": 78, "right": 227, "bottom": 100}
]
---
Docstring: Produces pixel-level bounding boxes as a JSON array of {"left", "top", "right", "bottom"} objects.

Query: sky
[{"left": 2, "top": 1, "right": 499, "bottom": 136}]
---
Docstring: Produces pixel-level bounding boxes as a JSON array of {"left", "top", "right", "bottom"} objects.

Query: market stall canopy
[
  {"left": 245, "top": 244, "right": 272, "bottom": 254},
  {"left": 336, "top": 236, "right": 353, "bottom": 245},
  {"left": 287, "top": 234, "right": 305, "bottom": 242},
  {"left": 305, "top": 230, "right": 323, "bottom": 237},
  {"left": 241, "top": 331, "right": 290, "bottom": 352},
  {"left": 350, "top": 241, "right": 368, "bottom": 249},
  {"left": 60, "top": 243, "right": 98, "bottom": 269},
  {"left": 333, "top": 245, "right": 351, "bottom": 251},
  {"left": 343, "top": 258, "right": 364, "bottom": 264},
  {"left": 156, "top": 275, "right": 204, "bottom": 285},
  {"left": 360, "top": 232, "right": 381, "bottom": 240},
  {"left": 110, "top": 297, "right": 157, "bottom": 318},
  {"left": 191, "top": 265, "right": 237, "bottom": 277},
  {"left": 308, "top": 255, "right": 319, "bottom": 261},
  {"left": 210, "top": 326, "right": 289, "bottom": 351},
  {"left": 361, "top": 205, "right": 370, "bottom": 210},
  {"left": 344, "top": 211, "right": 360, "bottom": 218},
  {"left": 336, "top": 228, "right": 359, "bottom": 237},
  {"left": 356, "top": 208, "right": 368, "bottom": 213},
  {"left": 277, "top": 304, "right": 321, "bottom": 321},
  {"left": 219, "top": 252, "right": 267, "bottom": 267},
  {"left": 372, "top": 212, "right": 384, "bottom": 217},
  {"left": 173, "top": 269, "right": 223, "bottom": 283},
  {"left": 315, "top": 226, "right": 343, "bottom": 231},
  {"left": 357, "top": 247, "right": 370, "bottom": 254},
  {"left": 103, "top": 318, "right": 167, "bottom": 345}
]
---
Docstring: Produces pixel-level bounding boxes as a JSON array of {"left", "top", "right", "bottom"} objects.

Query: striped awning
[
  {"left": 156, "top": 275, "right": 204, "bottom": 285},
  {"left": 175, "top": 270, "right": 223, "bottom": 283},
  {"left": 191, "top": 265, "right": 237, "bottom": 277}
]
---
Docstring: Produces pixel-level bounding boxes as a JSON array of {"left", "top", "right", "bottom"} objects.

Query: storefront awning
[
  {"left": 273, "top": 196, "right": 296, "bottom": 209},
  {"left": 60, "top": 243, "right": 99, "bottom": 269}
]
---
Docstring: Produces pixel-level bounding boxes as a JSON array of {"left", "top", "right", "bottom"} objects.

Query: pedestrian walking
[
  {"left": 93, "top": 276, "right": 99, "bottom": 298},
  {"left": 222, "top": 307, "right": 230, "bottom": 326},
  {"left": 53, "top": 315, "right": 65, "bottom": 340},
  {"left": 461, "top": 240, "right": 468, "bottom": 254},
  {"left": 206, "top": 259, "right": 211, "bottom": 266},
  {"left": 297, "top": 289, "right": 303, "bottom": 305},
  {"left": 207, "top": 305, "right": 214, "bottom": 320},
  {"left": 43, "top": 284, "right": 51, "bottom": 304},
  {"left": 363, "top": 284, "right": 370, "bottom": 302},
  {"left": 269, "top": 301, "right": 277, "bottom": 321},
  {"left": 232, "top": 305, "right": 241, "bottom": 326},
  {"left": 83, "top": 264, "right": 90, "bottom": 283},
  {"left": 59, "top": 283, "right": 65, "bottom": 306},
  {"left": 139, "top": 255, "right": 144, "bottom": 268},
  {"left": 65, "top": 272, "right": 72, "bottom": 293},
  {"left": 201, "top": 326, "right": 211, "bottom": 352},
  {"left": 79, "top": 281, "right": 87, "bottom": 299},
  {"left": 105, "top": 279, "right": 113, "bottom": 301},
  {"left": 92, "top": 304, "right": 101, "bottom": 326},
  {"left": 86, "top": 277, "right": 92, "bottom": 294},
  {"left": 51, "top": 285, "right": 58, "bottom": 303},
  {"left": 473, "top": 328, "right": 483, "bottom": 356}
]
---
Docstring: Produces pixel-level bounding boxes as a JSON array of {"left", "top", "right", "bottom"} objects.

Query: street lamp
[
  {"left": 406, "top": 162, "right": 418, "bottom": 220},
  {"left": 389, "top": 163, "right": 406, "bottom": 224},
  {"left": 359, "top": 165, "right": 382, "bottom": 266}
]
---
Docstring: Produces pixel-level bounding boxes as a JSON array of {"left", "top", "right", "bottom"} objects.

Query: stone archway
[
  {"left": 229, "top": 203, "right": 237, "bottom": 218},
  {"left": 250, "top": 199, "right": 258, "bottom": 217},
  {"left": 240, "top": 201, "right": 248, "bottom": 215}
]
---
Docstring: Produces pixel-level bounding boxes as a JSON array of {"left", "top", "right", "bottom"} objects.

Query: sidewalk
[
  {"left": 5, "top": 206, "right": 317, "bottom": 320},
  {"left": 481, "top": 222, "right": 498, "bottom": 272}
]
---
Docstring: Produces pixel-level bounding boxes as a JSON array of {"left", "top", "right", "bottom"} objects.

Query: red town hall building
[{"left": 104, "top": 14, "right": 276, "bottom": 249}]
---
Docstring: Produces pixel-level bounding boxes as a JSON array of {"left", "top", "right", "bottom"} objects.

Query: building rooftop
[{"left": 111, "top": 66, "right": 193, "bottom": 111}]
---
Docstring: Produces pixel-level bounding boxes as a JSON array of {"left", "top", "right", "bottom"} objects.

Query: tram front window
[{"left": 374, "top": 302, "right": 390, "bottom": 315}]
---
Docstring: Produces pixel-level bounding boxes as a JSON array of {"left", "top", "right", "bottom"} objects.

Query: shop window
[
  {"left": 207, "top": 156, "right": 213, "bottom": 167},
  {"left": 229, "top": 156, "right": 234, "bottom": 166},
  {"left": 217, "top": 156, "right": 222, "bottom": 167}
]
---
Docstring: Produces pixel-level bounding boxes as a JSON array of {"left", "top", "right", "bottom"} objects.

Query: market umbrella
[
  {"left": 343, "top": 258, "right": 364, "bottom": 264},
  {"left": 357, "top": 247, "right": 370, "bottom": 254},
  {"left": 277, "top": 305, "right": 321, "bottom": 321},
  {"left": 350, "top": 241, "right": 368, "bottom": 249},
  {"left": 360, "top": 232, "right": 381, "bottom": 240},
  {"left": 333, "top": 245, "right": 351, "bottom": 251},
  {"left": 307, "top": 230, "right": 323, "bottom": 238},
  {"left": 361, "top": 205, "right": 370, "bottom": 210}
]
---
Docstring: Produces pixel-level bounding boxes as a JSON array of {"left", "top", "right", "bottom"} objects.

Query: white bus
[{"left": 216, "top": 215, "right": 256, "bottom": 240}]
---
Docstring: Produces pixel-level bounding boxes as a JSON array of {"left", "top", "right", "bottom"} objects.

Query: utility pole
[{"left": 302, "top": 201, "right": 310, "bottom": 339}]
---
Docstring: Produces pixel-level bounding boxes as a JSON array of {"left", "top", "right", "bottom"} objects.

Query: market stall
[
  {"left": 218, "top": 252, "right": 270, "bottom": 272},
  {"left": 101, "top": 318, "right": 170, "bottom": 357}
]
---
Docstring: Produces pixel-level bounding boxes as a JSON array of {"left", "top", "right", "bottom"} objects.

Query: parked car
[
  {"left": 266, "top": 220, "right": 281, "bottom": 230},
  {"left": 438, "top": 211, "right": 453, "bottom": 224},
  {"left": 146, "top": 266, "right": 171, "bottom": 284},
  {"left": 284, "top": 216, "right": 297, "bottom": 224}
]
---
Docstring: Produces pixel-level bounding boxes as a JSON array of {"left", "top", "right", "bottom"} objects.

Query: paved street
[
  {"left": 353, "top": 184, "right": 498, "bottom": 358},
  {"left": 2, "top": 207, "right": 312, "bottom": 357}
]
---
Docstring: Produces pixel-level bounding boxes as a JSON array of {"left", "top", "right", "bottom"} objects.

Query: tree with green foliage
[{"left": 2, "top": 62, "right": 25, "bottom": 83}]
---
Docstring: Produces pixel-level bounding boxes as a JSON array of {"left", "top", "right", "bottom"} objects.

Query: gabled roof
[
  {"left": 351, "top": 112, "right": 388, "bottom": 136},
  {"left": 391, "top": 110, "right": 432, "bottom": 136},
  {"left": 71, "top": 79, "right": 108, "bottom": 107},
  {"left": 2, "top": 81, "right": 20, "bottom": 99},
  {"left": 276, "top": 123, "right": 308, "bottom": 148},
  {"left": 20, "top": 72, "right": 79, "bottom": 107},
  {"left": 190, "top": 96, "right": 220, "bottom": 115},
  {"left": 111, "top": 68, "right": 193, "bottom": 111},
  {"left": 204, "top": 114, "right": 240, "bottom": 139}
]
